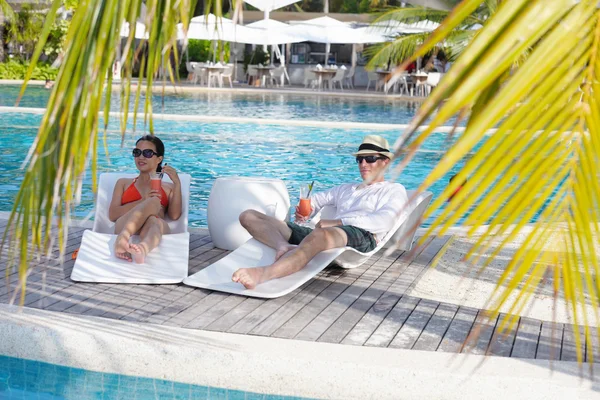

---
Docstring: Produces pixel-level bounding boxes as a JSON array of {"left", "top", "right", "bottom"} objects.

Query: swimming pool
[
  {"left": 0, "top": 111, "right": 468, "bottom": 227},
  {"left": 0, "top": 355, "right": 309, "bottom": 399},
  {"left": 0, "top": 84, "right": 421, "bottom": 125}
]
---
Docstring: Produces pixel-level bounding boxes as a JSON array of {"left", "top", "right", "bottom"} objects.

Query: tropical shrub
[{"left": 0, "top": 60, "right": 58, "bottom": 80}]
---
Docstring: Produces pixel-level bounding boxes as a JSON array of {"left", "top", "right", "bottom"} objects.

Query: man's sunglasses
[
  {"left": 132, "top": 148, "right": 159, "bottom": 158},
  {"left": 356, "top": 155, "right": 386, "bottom": 164}
]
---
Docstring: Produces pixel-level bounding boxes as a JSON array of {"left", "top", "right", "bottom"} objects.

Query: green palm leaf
[
  {"left": 385, "top": 0, "right": 600, "bottom": 363},
  {"left": 1, "top": 0, "right": 197, "bottom": 301}
]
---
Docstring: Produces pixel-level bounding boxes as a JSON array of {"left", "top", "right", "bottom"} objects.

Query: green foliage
[
  {"left": 0, "top": 60, "right": 58, "bottom": 80},
  {"left": 43, "top": 19, "right": 70, "bottom": 61},
  {"left": 6, "top": 4, "right": 44, "bottom": 60},
  {"left": 243, "top": 48, "right": 269, "bottom": 72},
  {"left": 187, "top": 39, "right": 229, "bottom": 62}
]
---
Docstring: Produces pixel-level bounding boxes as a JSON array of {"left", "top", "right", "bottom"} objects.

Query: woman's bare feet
[
  {"left": 232, "top": 267, "right": 265, "bottom": 289},
  {"left": 129, "top": 243, "right": 149, "bottom": 264},
  {"left": 275, "top": 244, "right": 296, "bottom": 261},
  {"left": 114, "top": 233, "right": 132, "bottom": 262}
]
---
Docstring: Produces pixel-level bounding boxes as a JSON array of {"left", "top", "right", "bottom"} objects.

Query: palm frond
[
  {"left": 385, "top": 0, "right": 600, "bottom": 363},
  {"left": 1, "top": 0, "right": 197, "bottom": 302},
  {"left": 0, "top": 0, "right": 14, "bottom": 21}
]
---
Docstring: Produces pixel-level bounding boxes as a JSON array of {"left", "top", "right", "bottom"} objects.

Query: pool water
[
  {"left": 0, "top": 84, "right": 421, "bottom": 124},
  {"left": 0, "top": 355, "right": 309, "bottom": 399},
  {"left": 0, "top": 111, "right": 469, "bottom": 227}
]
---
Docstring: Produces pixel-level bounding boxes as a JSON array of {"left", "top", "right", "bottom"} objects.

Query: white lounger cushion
[
  {"left": 70, "top": 231, "right": 190, "bottom": 284},
  {"left": 71, "top": 172, "right": 192, "bottom": 284},
  {"left": 183, "top": 190, "right": 433, "bottom": 298}
]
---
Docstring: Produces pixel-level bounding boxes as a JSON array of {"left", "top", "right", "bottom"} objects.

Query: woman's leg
[
  {"left": 129, "top": 216, "right": 171, "bottom": 264},
  {"left": 114, "top": 198, "right": 162, "bottom": 261}
]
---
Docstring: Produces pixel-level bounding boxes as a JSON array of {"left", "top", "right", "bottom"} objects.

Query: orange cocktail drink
[{"left": 298, "top": 198, "right": 312, "bottom": 217}]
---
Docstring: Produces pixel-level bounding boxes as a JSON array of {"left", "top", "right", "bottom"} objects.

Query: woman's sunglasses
[
  {"left": 132, "top": 148, "right": 159, "bottom": 158},
  {"left": 356, "top": 155, "right": 386, "bottom": 164}
]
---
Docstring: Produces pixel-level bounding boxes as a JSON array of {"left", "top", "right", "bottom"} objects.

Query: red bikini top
[{"left": 121, "top": 178, "right": 169, "bottom": 208}]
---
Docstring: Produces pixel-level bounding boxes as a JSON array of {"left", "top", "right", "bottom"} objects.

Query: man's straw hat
[{"left": 352, "top": 135, "right": 394, "bottom": 159}]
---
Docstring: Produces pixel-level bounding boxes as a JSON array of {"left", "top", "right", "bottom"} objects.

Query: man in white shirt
[{"left": 232, "top": 135, "right": 409, "bottom": 289}]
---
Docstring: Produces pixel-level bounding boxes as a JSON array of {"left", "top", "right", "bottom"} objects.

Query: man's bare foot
[
  {"left": 114, "top": 233, "right": 132, "bottom": 262},
  {"left": 275, "top": 244, "right": 296, "bottom": 261},
  {"left": 232, "top": 267, "right": 265, "bottom": 289},
  {"left": 129, "top": 243, "right": 148, "bottom": 264}
]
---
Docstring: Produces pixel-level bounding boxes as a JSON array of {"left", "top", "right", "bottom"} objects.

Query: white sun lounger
[
  {"left": 183, "top": 190, "right": 433, "bottom": 298},
  {"left": 71, "top": 172, "right": 191, "bottom": 284}
]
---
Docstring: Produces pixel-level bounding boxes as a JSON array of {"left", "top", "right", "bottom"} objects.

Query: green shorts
[{"left": 286, "top": 222, "right": 377, "bottom": 253}]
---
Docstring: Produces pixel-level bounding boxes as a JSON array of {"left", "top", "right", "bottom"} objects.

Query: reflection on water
[{"left": 0, "top": 84, "right": 426, "bottom": 125}]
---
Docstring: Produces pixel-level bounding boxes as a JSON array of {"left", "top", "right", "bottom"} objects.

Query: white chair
[
  {"left": 221, "top": 64, "right": 234, "bottom": 88},
  {"left": 330, "top": 68, "right": 345, "bottom": 91},
  {"left": 304, "top": 68, "right": 317, "bottom": 88},
  {"left": 269, "top": 66, "right": 285, "bottom": 87},
  {"left": 366, "top": 71, "right": 380, "bottom": 91},
  {"left": 246, "top": 65, "right": 258, "bottom": 86},
  {"left": 71, "top": 173, "right": 192, "bottom": 284},
  {"left": 414, "top": 75, "right": 429, "bottom": 97},
  {"left": 343, "top": 66, "right": 355, "bottom": 89},
  {"left": 186, "top": 62, "right": 195, "bottom": 82},
  {"left": 394, "top": 74, "right": 410, "bottom": 95},
  {"left": 425, "top": 72, "right": 442, "bottom": 95},
  {"left": 192, "top": 63, "right": 207, "bottom": 85},
  {"left": 183, "top": 190, "right": 433, "bottom": 298}
]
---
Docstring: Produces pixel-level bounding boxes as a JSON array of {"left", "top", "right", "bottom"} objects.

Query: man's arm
[
  {"left": 340, "top": 186, "right": 409, "bottom": 234},
  {"left": 309, "top": 184, "right": 344, "bottom": 217}
]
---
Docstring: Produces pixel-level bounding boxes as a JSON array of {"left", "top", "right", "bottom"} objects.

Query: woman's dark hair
[{"left": 136, "top": 135, "right": 165, "bottom": 172}]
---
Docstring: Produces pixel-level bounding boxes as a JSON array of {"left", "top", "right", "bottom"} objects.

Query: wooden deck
[{"left": 1, "top": 218, "right": 597, "bottom": 363}]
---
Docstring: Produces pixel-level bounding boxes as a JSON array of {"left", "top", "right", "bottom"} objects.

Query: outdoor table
[
  {"left": 312, "top": 69, "right": 337, "bottom": 91},
  {"left": 205, "top": 65, "right": 226, "bottom": 88},
  {"left": 410, "top": 72, "right": 429, "bottom": 96},
  {"left": 254, "top": 66, "right": 275, "bottom": 87},
  {"left": 411, "top": 72, "right": 429, "bottom": 82}
]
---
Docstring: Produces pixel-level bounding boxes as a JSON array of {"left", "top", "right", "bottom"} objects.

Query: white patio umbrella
[
  {"left": 290, "top": 16, "right": 387, "bottom": 65},
  {"left": 369, "top": 20, "right": 440, "bottom": 36},
  {"left": 244, "top": 0, "right": 300, "bottom": 12}
]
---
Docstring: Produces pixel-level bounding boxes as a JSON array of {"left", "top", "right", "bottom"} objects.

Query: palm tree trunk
[{"left": 324, "top": 0, "right": 328, "bottom": 13}]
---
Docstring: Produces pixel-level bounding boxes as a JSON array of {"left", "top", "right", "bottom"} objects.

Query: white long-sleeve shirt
[{"left": 310, "top": 181, "right": 409, "bottom": 239}]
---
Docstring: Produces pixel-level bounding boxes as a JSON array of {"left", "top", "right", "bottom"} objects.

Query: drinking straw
[{"left": 306, "top": 181, "right": 315, "bottom": 197}]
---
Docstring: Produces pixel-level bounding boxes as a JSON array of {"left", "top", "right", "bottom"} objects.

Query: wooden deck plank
[
  {"left": 317, "top": 250, "right": 410, "bottom": 344},
  {"left": 292, "top": 253, "right": 393, "bottom": 341},
  {"left": 437, "top": 307, "right": 478, "bottom": 353},
  {"left": 463, "top": 311, "right": 498, "bottom": 355},
  {"left": 487, "top": 313, "right": 519, "bottom": 357},
  {"left": 536, "top": 321, "right": 564, "bottom": 361},
  {"left": 184, "top": 295, "right": 248, "bottom": 329},
  {"left": 560, "top": 324, "right": 585, "bottom": 362},
  {"left": 364, "top": 295, "right": 420, "bottom": 347},
  {"left": 341, "top": 236, "right": 443, "bottom": 346},
  {"left": 267, "top": 257, "right": 381, "bottom": 339},
  {"left": 510, "top": 317, "right": 541, "bottom": 359},
  {"left": 271, "top": 253, "right": 390, "bottom": 340},
  {"left": 388, "top": 299, "right": 438, "bottom": 349},
  {"left": 586, "top": 327, "right": 600, "bottom": 363},
  {"left": 412, "top": 303, "right": 458, "bottom": 351}
]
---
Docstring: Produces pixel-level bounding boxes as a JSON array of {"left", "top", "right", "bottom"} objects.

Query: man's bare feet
[
  {"left": 232, "top": 267, "right": 265, "bottom": 289},
  {"left": 114, "top": 233, "right": 132, "bottom": 262},
  {"left": 275, "top": 244, "right": 296, "bottom": 261},
  {"left": 129, "top": 243, "right": 148, "bottom": 264}
]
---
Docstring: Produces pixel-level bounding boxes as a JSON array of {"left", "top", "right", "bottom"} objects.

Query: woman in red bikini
[{"left": 108, "top": 135, "right": 183, "bottom": 263}]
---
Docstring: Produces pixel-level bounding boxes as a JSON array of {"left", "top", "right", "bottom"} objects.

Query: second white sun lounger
[
  {"left": 183, "top": 190, "right": 433, "bottom": 298},
  {"left": 71, "top": 172, "right": 191, "bottom": 284}
]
